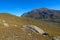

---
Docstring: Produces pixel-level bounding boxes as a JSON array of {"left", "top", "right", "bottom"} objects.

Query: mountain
[
  {"left": 21, "top": 8, "right": 60, "bottom": 23},
  {"left": 0, "top": 13, "right": 60, "bottom": 40}
]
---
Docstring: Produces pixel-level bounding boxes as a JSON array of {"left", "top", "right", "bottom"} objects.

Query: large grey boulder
[{"left": 23, "top": 25, "right": 48, "bottom": 36}]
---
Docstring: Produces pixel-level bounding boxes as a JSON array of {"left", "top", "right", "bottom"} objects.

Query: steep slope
[
  {"left": 21, "top": 8, "right": 60, "bottom": 23},
  {"left": 0, "top": 13, "right": 60, "bottom": 40}
]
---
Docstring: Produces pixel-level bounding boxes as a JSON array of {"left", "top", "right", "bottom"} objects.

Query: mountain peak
[
  {"left": 40, "top": 8, "right": 48, "bottom": 10},
  {"left": 38, "top": 8, "right": 49, "bottom": 11},
  {"left": 32, "top": 8, "right": 48, "bottom": 12}
]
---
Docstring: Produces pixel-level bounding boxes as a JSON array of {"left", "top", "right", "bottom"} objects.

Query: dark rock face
[{"left": 21, "top": 8, "right": 60, "bottom": 22}]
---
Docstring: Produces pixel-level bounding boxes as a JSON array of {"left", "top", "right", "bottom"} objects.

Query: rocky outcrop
[{"left": 23, "top": 25, "right": 48, "bottom": 36}]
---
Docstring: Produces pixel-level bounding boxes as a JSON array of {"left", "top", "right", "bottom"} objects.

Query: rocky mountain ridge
[{"left": 21, "top": 8, "right": 60, "bottom": 23}]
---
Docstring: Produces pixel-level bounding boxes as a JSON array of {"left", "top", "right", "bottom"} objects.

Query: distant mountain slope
[
  {"left": 0, "top": 13, "right": 60, "bottom": 40},
  {"left": 21, "top": 8, "right": 60, "bottom": 23}
]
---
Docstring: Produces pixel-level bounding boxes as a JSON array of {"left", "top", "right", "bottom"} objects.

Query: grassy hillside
[{"left": 0, "top": 13, "right": 60, "bottom": 40}]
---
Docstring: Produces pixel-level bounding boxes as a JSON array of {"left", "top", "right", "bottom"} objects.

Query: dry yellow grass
[{"left": 0, "top": 13, "right": 60, "bottom": 40}]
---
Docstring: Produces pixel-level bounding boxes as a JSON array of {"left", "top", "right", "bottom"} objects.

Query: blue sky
[{"left": 0, "top": 0, "right": 60, "bottom": 16}]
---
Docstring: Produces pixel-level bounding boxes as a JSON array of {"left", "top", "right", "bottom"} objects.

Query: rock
[
  {"left": 14, "top": 24, "right": 17, "bottom": 27},
  {"left": 23, "top": 25, "right": 48, "bottom": 36},
  {"left": 2, "top": 20, "right": 6, "bottom": 23},
  {"left": 3, "top": 23, "right": 9, "bottom": 27},
  {"left": 51, "top": 36, "right": 60, "bottom": 40}
]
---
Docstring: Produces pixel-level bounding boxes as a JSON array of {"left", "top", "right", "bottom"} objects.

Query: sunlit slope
[{"left": 0, "top": 13, "right": 60, "bottom": 40}]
